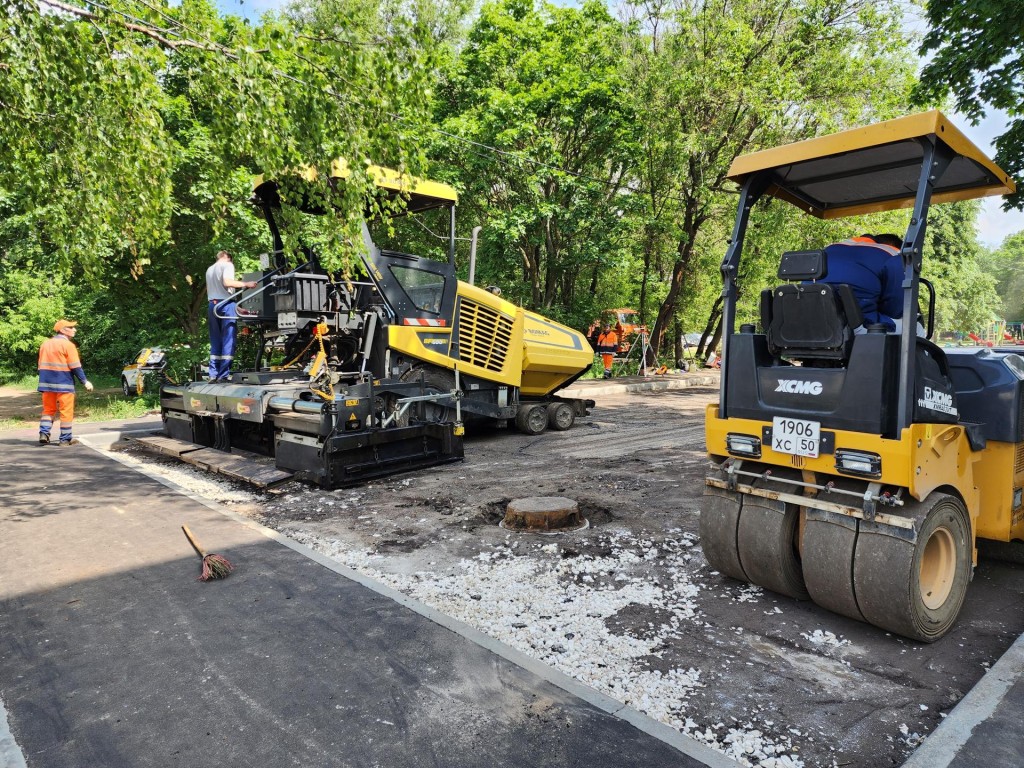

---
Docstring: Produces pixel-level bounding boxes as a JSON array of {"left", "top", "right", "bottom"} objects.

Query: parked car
[{"left": 121, "top": 347, "right": 167, "bottom": 396}]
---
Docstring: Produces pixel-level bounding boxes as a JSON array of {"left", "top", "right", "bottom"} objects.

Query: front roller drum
[
  {"left": 801, "top": 510, "right": 865, "bottom": 622},
  {"left": 853, "top": 493, "right": 971, "bottom": 643},
  {"left": 700, "top": 485, "right": 748, "bottom": 583},
  {"left": 700, "top": 471, "right": 808, "bottom": 599}
]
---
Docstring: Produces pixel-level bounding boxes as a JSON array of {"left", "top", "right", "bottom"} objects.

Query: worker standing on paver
[
  {"left": 206, "top": 250, "right": 257, "bottom": 381},
  {"left": 37, "top": 319, "right": 93, "bottom": 446},
  {"left": 596, "top": 323, "right": 619, "bottom": 379}
]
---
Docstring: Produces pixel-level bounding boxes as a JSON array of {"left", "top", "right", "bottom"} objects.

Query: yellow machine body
[{"left": 387, "top": 279, "right": 592, "bottom": 396}]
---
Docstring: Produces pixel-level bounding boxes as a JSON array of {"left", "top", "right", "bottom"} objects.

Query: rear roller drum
[
  {"left": 853, "top": 493, "right": 971, "bottom": 642},
  {"left": 699, "top": 484, "right": 748, "bottom": 582}
]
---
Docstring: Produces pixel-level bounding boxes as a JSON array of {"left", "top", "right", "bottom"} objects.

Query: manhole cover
[{"left": 500, "top": 496, "right": 588, "bottom": 533}]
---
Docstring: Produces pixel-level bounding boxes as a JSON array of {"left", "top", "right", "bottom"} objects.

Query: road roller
[{"left": 700, "top": 111, "right": 1019, "bottom": 641}]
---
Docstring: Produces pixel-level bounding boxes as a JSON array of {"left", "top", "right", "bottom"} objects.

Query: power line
[{"left": 50, "top": 0, "right": 685, "bottom": 204}]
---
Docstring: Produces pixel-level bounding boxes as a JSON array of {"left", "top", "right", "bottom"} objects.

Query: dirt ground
[
  {"left": 0, "top": 384, "right": 127, "bottom": 424},
  {"left": 63, "top": 385, "right": 1024, "bottom": 766},
  {"left": 0, "top": 386, "right": 42, "bottom": 422}
]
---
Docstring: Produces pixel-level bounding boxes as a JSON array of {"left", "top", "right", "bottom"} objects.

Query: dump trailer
[
  {"left": 153, "top": 164, "right": 595, "bottom": 488},
  {"left": 700, "top": 111, "right": 1018, "bottom": 642}
]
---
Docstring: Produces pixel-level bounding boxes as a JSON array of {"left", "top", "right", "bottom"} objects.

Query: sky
[{"left": 213, "top": 0, "right": 1022, "bottom": 250}]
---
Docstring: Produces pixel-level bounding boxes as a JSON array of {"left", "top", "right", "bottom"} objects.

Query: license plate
[{"left": 772, "top": 417, "right": 820, "bottom": 458}]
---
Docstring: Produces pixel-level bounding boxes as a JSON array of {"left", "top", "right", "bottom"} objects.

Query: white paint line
[
  {"left": 0, "top": 694, "right": 28, "bottom": 768},
  {"left": 901, "top": 632, "right": 1024, "bottom": 768}
]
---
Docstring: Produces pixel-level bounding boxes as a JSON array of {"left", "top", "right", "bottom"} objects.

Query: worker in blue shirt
[{"left": 821, "top": 234, "right": 904, "bottom": 331}]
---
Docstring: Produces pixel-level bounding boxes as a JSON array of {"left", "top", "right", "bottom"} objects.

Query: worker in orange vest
[
  {"left": 38, "top": 319, "right": 93, "bottom": 446},
  {"left": 596, "top": 323, "right": 619, "bottom": 379}
]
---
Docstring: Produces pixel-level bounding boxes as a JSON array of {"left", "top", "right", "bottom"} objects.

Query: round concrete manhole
[{"left": 499, "top": 496, "right": 589, "bottom": 533}]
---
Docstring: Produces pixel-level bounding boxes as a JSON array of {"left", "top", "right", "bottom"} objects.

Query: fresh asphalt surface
[
  {"left": 1, "top": 383, "right": 1022, "bottom": 768},
  {"left": 0, "top": 419, "right": 729, "bottom": 768}
]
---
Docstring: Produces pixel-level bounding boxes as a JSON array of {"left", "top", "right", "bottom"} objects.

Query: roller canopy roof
[
  {"left": 728, "top": 111, "right": 1016, "bottom": 219},
  {"left": 254, "top": 160, "right": 458, "bottom": 214}
]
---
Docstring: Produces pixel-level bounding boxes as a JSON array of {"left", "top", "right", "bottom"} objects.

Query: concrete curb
[
  {"left": 900, "top": 632, "right": 1024, "bottom": 767},
  {"left": 563, "top": 373, "right": 720, "bottom": 398}
]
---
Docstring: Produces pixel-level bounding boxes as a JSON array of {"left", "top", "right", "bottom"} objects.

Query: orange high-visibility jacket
[{"left": 38, "top": 335, "right": 86, "bottom": 393}]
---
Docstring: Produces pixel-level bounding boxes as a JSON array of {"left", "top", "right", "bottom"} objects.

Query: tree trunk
[
  {"left": 650, "top": 199, "right": 706, "bottom": 356},
  {"left": 698, "top": 294, "right": 723, "bottom": 358}
]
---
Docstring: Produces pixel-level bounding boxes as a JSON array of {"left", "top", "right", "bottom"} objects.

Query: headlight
[
  {"left": 834, "top": 449, "right": 881, "bottom": 478},
  {"left": 726, "top": 433, "right": 761, "bottom": 458}
]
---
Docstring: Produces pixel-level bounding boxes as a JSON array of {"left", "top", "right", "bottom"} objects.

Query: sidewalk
[
  {"left": 562, "top": 369, "right": 720, "bottom": 398},
  {"left": 0, "top": 425, "right": 735, "bottom": 768}
]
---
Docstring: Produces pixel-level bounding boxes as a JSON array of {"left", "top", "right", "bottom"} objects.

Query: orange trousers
[
  {"left": 601, "top": 353, "right": 614, "bottom": 370},
  {"left": 40, "top": 391, "right": 75, "bottom": 424}
]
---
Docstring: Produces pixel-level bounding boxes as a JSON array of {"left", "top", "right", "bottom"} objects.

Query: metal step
[{"left": 133, "top": 436, "right": 294, "bottom": 489}]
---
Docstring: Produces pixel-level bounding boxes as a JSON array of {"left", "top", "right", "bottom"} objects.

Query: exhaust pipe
[{"left": 468, "top": 226, "right": 482, "bottom": 285}]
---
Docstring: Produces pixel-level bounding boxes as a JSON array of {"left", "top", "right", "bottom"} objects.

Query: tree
[
  {"left": 0, "top": 0, "right": 464, "bottom": 276},
  {"left": 913, "top": 0, "right": 1024, "bottom": 210},
  {"left": 620, "top": 0, "right": 918, "bottom": 357},
  {"left": 432, "top": 0, "right": 634, "bottom": 325},
  {"left": 981, "top": 230, "right": 1024, "bottom": 321},
  {"left": 920, "top": 200, "right": 1000, "bottom": 333}
]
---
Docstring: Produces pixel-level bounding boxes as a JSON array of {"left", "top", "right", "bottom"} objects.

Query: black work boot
[{"left": 38, "top": 432, "right": 50, "bottom": 445}]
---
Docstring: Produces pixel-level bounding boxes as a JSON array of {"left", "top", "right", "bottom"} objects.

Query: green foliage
[
  {"left": 912, "top": 0, "right": 1023, "bottom": 209},
  {"left": 920, "top": 200, "right": 1000, "bottom": 333},
  {"left": 616, "top": 0, "right": 917, "bottom": 353},
  {"left": 0, "top": 0, "right": 1009, "bottom": 383},
  {"left": 432, "top": 0, "right": 634, "bottom": 324},
  {"left": 980, "top": 230, "right": 1024, "bottom": 321}
]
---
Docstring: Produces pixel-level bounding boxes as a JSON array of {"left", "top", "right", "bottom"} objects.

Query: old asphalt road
[{"left": 2, "top": 373, "right": 1024, "bottom": 768}]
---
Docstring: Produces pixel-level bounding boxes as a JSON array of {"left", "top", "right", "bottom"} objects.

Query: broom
[{"left": 181, "top": 525, "right": 235, "bottom": 581}]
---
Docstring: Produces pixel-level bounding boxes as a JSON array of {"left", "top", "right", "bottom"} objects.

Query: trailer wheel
[
  {"left": 515, "top": 404, "right": 548, "bottom": 435},
  {"left": 854, "top": 493, "right": 971, "bottom": 642},
  {"left": 546, "top": 402, "right": 575, "bottom": 431}
]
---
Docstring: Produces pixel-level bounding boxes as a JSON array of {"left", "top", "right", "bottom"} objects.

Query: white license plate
[{"left": 772, "top": 417, "right": 820, "bottom": 458}]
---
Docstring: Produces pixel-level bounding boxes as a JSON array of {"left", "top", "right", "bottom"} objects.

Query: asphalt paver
[{"left": 0, "top": 429, "right": 731, "bottom": 768}]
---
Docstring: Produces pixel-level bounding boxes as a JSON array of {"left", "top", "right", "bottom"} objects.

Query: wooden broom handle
[{"left": 181, "top": 525, "right": 208, "bottom": 558}]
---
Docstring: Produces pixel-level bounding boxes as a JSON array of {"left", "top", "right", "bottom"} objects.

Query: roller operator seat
[{"left": 759, "top": 250, "right": 864, "bottom": 364}]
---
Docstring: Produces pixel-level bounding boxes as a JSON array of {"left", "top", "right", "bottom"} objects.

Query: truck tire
[
  {"left": 515, "top": 404, "right": 548, "bottom": 435},
  {"left": 546, "top": 402, "right": 575, "bottom": 431}
]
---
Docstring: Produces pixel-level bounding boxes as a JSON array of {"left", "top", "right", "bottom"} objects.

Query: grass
[{"left": 0, "top": 375, "right": 160, "bottom": 431}]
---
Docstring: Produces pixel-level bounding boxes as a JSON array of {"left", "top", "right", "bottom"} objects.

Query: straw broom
[{"left": 181, "top": 525, "right": 235, "bottom": 581}]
